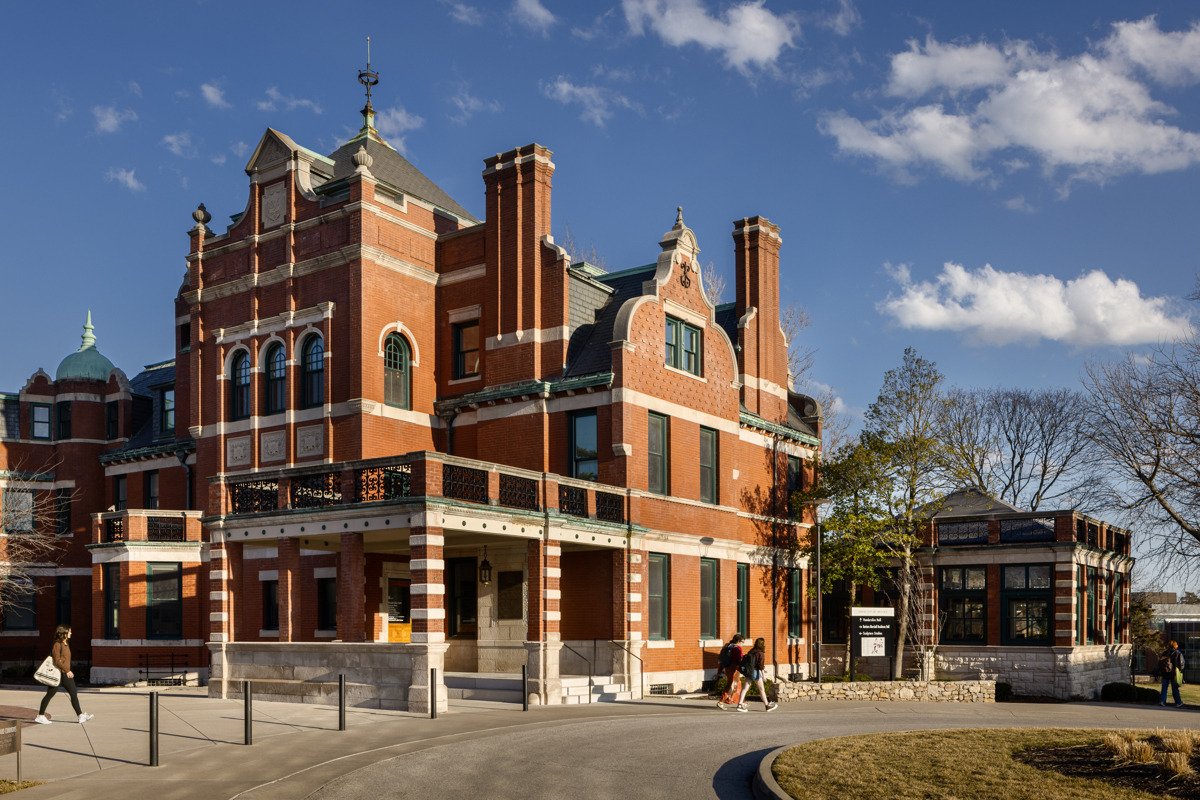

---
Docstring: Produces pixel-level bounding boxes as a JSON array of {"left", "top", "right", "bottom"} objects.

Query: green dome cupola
[{"left": 55, "top": 311, "right": 117, "bottom": 382}]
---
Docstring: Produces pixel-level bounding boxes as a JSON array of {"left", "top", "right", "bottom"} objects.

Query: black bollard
[
  {"left": 244, "top": 680, "right": 253, "bottom": 745},
  {"left": 338, "top": 673, "right": 346, "bottom": 731},
  {"left": 149, "top": 691, "right": 159, "bottom": 767},
  {"left": 522, "top": 665, "right": 529, "bottom": 712},
  {"left": 430, "top": 667, "right": 437, "bottom": 720}
]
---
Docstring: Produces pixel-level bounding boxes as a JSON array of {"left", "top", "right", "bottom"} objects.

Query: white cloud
[
  {"left": 823, "top": 19, "right": 1200, "bottom": 187},
  {"left": 1003, "top": 195, "right": 1034, "bottom": 213},
  {"left": 162, "top": 131, "right": 196, "bottom": 158},
  {"left": 93, "top": 105, "right": 137, "bottom": 133},
  {"left": 622, "top": 0, "right": 797, "bottom": 73},
  {"left": 128, "top": 81, "right": 143, "bottom": 97},
  {"left": 446, "top": 1, "right": 483, "bottom": 25},
  {"left": 513, "top": 0, "right": 556, "bottom": 33},
  {"left": 879, "top": 261, "right": 1193, "bottom": 346},
  {"left": 211, "top": 153, "right": 228, "bottom": 166},
  {"left": 200, "top": 82, "right": 231, "bottom": 109},
  {"left": 816, "top": 0, "right": 860, "bottom": 37},
  {"left": 257, "top": 87, "right": 322, "bottom": 114},
  {"left": 542, "top": 76, "right": 638, "bottom": 126},
  {"left": 231, "top": 141, "right": 250, "bottom": 158},
  {"left": 448, "top": 87, "right": 500, "bottom": 125},
  {"left": 374, "top": 106, "right": 424, "bottom": 152},
  {"left": 105, "top": 167, "right": 145, "bottom": 192}
]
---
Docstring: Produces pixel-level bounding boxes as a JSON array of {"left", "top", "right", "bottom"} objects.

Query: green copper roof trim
[
  {"left": 436, "top": 372, "right": 614, "bottom": 413},
  {"left": 99, "top": 439, "right": 195, "bottom": 465},
  {"left": 56, "top": 311, "right": 118, "bottom": 382},
  {"left": 142, "top": 358, "right": 175, "bottom": 371},
  {"left": 739, "top": 411, "right": 821, "bottom": 448},
  {"left": 595, "top": 263, "right": 656, "bottom": 282},
  {"left": 0, "top": 469, "right": 55, "bottom": 482}
]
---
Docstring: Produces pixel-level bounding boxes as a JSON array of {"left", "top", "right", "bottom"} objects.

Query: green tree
[{"left": 1128, "top": 593, "right": 1161, "bottom": 680}]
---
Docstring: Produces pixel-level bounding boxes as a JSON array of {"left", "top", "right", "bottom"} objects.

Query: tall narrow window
[
  {"left": 665, "top": 316, "right": 702, "bottom": 375},
  {"left": 56, "top": 576, "right": 71, "bottom": 627},
  {"left": 262, "top": 580, "right": 279, "bottom": 631},
  {"left": 569, "top": 410, "right": 598, "bottom": 480},
  {"left": 113, "top": 475, "right": 127, "bottom": 512},
  {"left": 159, "top": 389, "right": 175, "bottom": 434},
  {"left": 453, "top": 322, "right": 480, "bottom": 379},
  {"left": 178, "top": 321, "right": 191, "bottom": 352},
  {"left": 264, "top": 344, "right": 286, "bottom": 415},
  {"left": 54, "top": 489, "right": 71, "bottom": 535},
  {"left": 787, "top": 569, "right": 802, "bottom": 638},
  {"left": 30, "top": 404, "right": 50, "bottom": 440},
  {"left": 301, "top": 335, "right": 325, "bottom": 409},
  {"left": 144, "top": 471, "right": 159, "bottom": 510},
  {"left": 1087, "top": 567, "right": 1099, "bottom": 644},
  {"left": 1077, "top": 566, "right": 1087, "bottom": 645},
  {"left": 648, "top": 553, "right": 670, "bottom": 640},
  {"left": 230, "top": 351, "right": 251, "bottom": 420},
  {"left": 1001, "top": 564, "right": 1052, "bottom": 645},
  {"left": 648, "top": 412, "right": 669, "bottom": 495},
  {"left": 1111, "top": 574, "right": 1124, "bottom": 642},
  {"left": 384, "top": 334, "right": 411, "bottom": 409},
  {"left": 146, "top": 563, "right": 182, "bottom": 639},
  {"left": 700, "top": 558, "right": 718, "bottom": 639},
  {"left": 682, "top": 324, "right": 701, "bottom": 374},
  {"left": 106, "top": 400, "right": 119, "bottom": 439},
  {"left": 56, "top": 401, "right": 71, "bottom": 440},
  {"left": 939, "top": 566, "right": 986, "bottom": 643},
  {"left": 103, "top": 563, "right": 120, "bottom": 639},
  {"left": 316, "top": 577, "right": 337, "bottom": 631},
  {"left": 737, "top": 563, "right": 750, "bottom": 636},
  {"left": 699, "top": 427, "right": 718, "bottom": 504}
]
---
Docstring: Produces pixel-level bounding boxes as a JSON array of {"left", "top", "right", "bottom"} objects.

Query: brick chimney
[{"left": 733, "top": 216, "right": 789, "bottom": 420}]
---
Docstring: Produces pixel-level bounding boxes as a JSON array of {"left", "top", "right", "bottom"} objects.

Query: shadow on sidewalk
[
  {"left": 24, "top": 742, "right": 144, "bottom": 768},
  {"left": 712, "top": 746, "right": 778, "bottom": 799}
]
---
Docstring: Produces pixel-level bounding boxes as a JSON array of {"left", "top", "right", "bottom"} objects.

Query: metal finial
[
  {"left": 357, "top": 36, "right": 379, "bottom": 106},
  {"left": 81, "top": 311, "right": 96, "bottom": 350}
]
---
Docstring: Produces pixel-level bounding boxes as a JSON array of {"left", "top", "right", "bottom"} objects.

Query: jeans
[
  {"left": 39, "top": 674, "right": 83, "bottom": 716},
  {"left": 1160, "top": 674, "right": 1182, "bottom": 706}
]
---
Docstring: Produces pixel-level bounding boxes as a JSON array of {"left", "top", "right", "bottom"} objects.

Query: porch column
[
  {"left": 278, "top": 536, "right": 300, "bottom": 642},
  {"left": 610, "top": 548, "right": 644, "bottom": 698},
  {"left": 337, "top": 532, "right": 366, "bottom": 641},
  {"left": 207, "top": 540, "right": 241, "bottom": 699},
  {"left": 409, "top": 525, "right": 447, "bottom": 714},
  {"left": 525, "top": 539, "right": 563, "bottom": 705}
]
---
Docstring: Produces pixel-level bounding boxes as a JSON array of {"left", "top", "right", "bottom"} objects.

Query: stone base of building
[
  {"left": 90, "top": 666, "right": 208, "bottom": 687},
  {"left": 777, "top": 679, "right": 994, "bottom": 702}
]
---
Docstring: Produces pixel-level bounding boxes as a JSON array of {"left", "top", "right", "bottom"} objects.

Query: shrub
[
  {"left": 1100, "top": 682, "right": 1160, "bottom": 704},
  {"left": 820, "top": 674, "right": 873, "bottom": 683},
  {"left": 995, "top": 682, "right": 1013, "bottom": 702},
  {"left": 1163, "top": 734, "right": 1194, "bottom": 757},
  {"left": 1130, "top": 741, "right": 1155, "bottom": 764},
  {"left": 1102, "top": 733, "right": 1130, "bottom": 760},
  {"left": 1161, "top": 751, "right": 1194, "bottom": 777}
]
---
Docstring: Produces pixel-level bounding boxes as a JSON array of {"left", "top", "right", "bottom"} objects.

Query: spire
[
  {"left": 80, "top": 311, "right": 96, "bottom": 351},
  {"left": 675, "top": 206, "right": 684, "bottom": 228},
  {"left": 354, "top": 35, "right": 386, "bottom": 145}
]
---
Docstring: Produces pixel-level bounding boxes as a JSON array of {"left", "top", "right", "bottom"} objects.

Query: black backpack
[
  {"left": 718, "top": 644, "right": 736, "bottom": 669},
  {"left": 739, "top": 650, "right": 758, "bottom": 677}
]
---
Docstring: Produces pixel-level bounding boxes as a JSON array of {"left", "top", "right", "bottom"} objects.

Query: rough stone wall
[
  {"left": 935, "top": 644, "right": 1130, "bottom": 699},
  {"left": 777, "top": 679, "right": 994, "bottom": 703}
]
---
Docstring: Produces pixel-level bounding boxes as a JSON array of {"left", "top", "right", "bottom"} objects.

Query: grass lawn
[{"left": 772, "top": 729, "right": 1191, "bottom": 800}]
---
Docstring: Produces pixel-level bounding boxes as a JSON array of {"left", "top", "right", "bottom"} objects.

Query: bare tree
[
  {"left": 938, "top": 387, "right": 1097, "bottom": 511},
  {"left": 557, "top": 224, "right": 607, "bottom": 269},
  {"left": 698, "top": 260, "right": 726, "bottom": 309},
  {"left": 781, "top": 305, "right": 815, "bottom": 387},
  {"left": 1, "top": 467, "right": 65, "bottom": 613}
]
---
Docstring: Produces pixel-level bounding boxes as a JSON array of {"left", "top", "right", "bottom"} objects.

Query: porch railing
[
  {"left": 93, "top": 510, "right": 203, "bottom": 545},
  {"left": 443, "top": 463, "right": 488, "bottom": 504}
]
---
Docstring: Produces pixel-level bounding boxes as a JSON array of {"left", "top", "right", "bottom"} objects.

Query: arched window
[
  {"left": 230, "top": 351, "right": 251, "bottom": 420},
  {"left": 300, "top": 335, "right": 324, "bottom": 409},
  {"left": 264, "top": 343, "right": 286, "bottom": 415},
  {"left": 384, "top": 333, "right": 411, "bottom": 409}
]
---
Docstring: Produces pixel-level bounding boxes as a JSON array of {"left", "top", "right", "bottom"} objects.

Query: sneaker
[
  {"left": 78, "top": 713, "right": 93, "bottom": 724},
  {"left": 765, "top": 702, "right": 778, "bottom": 712},
  {"left": 1160, "top": 702, "right": 1168, "bottom": 707},
  {"left": 32, "top": 715, "right": 50, "bottom": 725},
  {"left": 736, "top": 704, "right": 749, "bottom": 713},
  {"left": 716, "top": 701, "right": 726, "bottom": 710},
  {"left": 1175, "top": 703, "right": 1186, "bottom": 708}
]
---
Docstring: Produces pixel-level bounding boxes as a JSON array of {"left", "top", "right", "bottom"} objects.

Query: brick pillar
[
  {"left": 1054, "top": 563, "right": 1075, "bottom": 647},
  {"left": 408, "top": 526, "right": 447, "bottom": 714},
  {"left": 610, "top": 548, "right": 644, "bottom": 698},
  {"left": 337, "top": 533, "right": 366, "bottom": 642},
  {"left": 277, "top": 537, "right": 300, "bottom": 642},
  {"left": 525, "top": 539, "right": 563, "bottom": 705},
  {"left": 207, "top": 540, "right": 242, "bottom": 699}
]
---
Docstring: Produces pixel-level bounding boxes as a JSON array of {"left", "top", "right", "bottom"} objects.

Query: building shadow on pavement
[{"left": 712, "top": 746, "right": 778, "bottom": 799}]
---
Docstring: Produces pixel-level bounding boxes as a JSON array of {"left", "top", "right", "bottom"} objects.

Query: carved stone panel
[
  {"left": 226, "top": 436, "right": 251, "bottom": 468},
  {"left": 262, "top": 182, "right": 286, "bottom": 229},
  {"left": 297, "top": 425, "right": 324, "bottom": 459},
  {"left": 260, "top": 430, "right": 286, "bottom": 463}
]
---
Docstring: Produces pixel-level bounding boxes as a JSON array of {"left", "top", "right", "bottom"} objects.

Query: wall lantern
[{"left": 479, "top": 546, "right": 492, "bottom": 586}]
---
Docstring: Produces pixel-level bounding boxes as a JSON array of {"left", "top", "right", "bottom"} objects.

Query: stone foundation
[{"left": 777, "top": 679, "right": 994, "bottom": 703}]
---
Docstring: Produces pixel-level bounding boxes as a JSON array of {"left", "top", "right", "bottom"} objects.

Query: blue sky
[{"left": 1, "top": 0, "right": 1198, "bottom": 432}]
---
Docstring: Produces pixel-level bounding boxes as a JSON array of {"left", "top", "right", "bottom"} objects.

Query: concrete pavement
[{"left": 0, "top": 684, "right": 1196, "bottom": 799}]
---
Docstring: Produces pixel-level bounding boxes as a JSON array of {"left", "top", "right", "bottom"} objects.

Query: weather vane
[{"left": 358, "top": 36, "right": 379, "bottom": 107}]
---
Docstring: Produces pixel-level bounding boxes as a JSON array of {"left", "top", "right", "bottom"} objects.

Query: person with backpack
[
  {"left": 1158, "top": 639, "right": 1186, "bottom": 708},
  {"left": 716, "top": 633, "right": 744, "bottom": 710},
  {"left": 736, "top": 637, "right": 778, "bottom": 712}
]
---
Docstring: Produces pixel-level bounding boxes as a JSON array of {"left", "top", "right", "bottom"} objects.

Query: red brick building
[{"left": 0, "top": 96, "right": 819, "bottom": 710}]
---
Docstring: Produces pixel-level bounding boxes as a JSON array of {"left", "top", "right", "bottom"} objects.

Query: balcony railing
[
  {"left": 999, "top": 517, "right": 1055, "bottom": 543},
  {"left": 559, "top": 485, "right": 587, "bottom": 517},
  {"left": 355, "top": 464, "right": 412, "bottom": 503},
  {"left": 93, "top": 510, "right": 203, "bottom": 545},
  {"left": 595, "top": 492, "right": 625, "bottom": 524},
  {"left": 443, "top": 463, "right": 488, "bottom": 504},
  {"left": 230, "top": 479, "right": 279, "bottom": 514},
  {"left": 290, "top": 471, "right": 342, "bottom": 509},
  {"left": 936, "top": 520, "right": 989, "bottom": 546},
  {"left": 499, "top": 474, "right": 540, "bottom": 511},
  {"left": 105, "top": 516, "right": 125, "bottom": 543}
]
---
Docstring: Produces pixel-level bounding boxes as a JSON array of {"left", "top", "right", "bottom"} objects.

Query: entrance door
[{"left": 388, "top": 578, "right": 412, "bottom": 643}]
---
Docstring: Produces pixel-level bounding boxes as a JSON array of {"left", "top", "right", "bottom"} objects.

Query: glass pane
[
  {"left": 1029, "top": 565, "right": 1051, "bottom": 589},
  {"left": 574, "top": 414, "right": 598, "bottom": 462},
  {"left": 942, "top": 569, "right": 962, "bottom": 590},
  {"left": 966, "top": 568, "right": 987, "bottom": 590},
  {"left": 1004, "top": 566, "right": 1026, "bottom": 590},
  {"left": 460, "top": 324, "right": 478, "bottom": 351}
]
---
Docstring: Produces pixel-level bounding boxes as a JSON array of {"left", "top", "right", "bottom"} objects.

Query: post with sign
[
  {"left": 0, "top": 722, "right": 21, "bottom": 783},
  {"left": 851, "top": 607, "right": 897, "bottom": 681}
]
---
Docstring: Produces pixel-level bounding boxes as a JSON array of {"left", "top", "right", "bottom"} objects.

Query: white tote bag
[{"left": 34, "top": 656, "right": 61, "bottom": 687}]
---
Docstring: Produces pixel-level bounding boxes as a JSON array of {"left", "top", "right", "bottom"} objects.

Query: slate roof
[
  {"left": 326, "top": 137, "right": 477, "bottom": 222},
  {"left": 118, "top": 360, "right": 184, "bottom": 454},
  {"left": 932, "top": 487, "right": 1024, "bottom": 518},
  {"left": 563, "top": 264, "right": 656, "bottom": 378},
  {"left": 715, "top": 303, "right": 738, "bottom": 348}
]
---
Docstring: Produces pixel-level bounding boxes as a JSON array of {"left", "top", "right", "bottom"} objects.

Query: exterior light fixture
[{"left": 479, "top": 546, "right": 492, "bottom": 586}]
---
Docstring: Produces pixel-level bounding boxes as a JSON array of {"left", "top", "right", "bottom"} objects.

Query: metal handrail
[
  {"left": 561, "top": 642, "right": 593, "bottom": 704},
  {"left": 610, "top": 640, "right": 644, "bottom": 700}
]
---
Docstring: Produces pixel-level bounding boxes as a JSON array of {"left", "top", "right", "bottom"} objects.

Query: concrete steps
[{"left": 444, "top": 673, "right": 633, "bottom": 705}]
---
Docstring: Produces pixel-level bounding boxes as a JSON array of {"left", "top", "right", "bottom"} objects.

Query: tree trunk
[
  {"left": 892, "top": 568, "right": 912, "bottom": 680},
  {"left": 844, "top": 583, "right": 857, "bottom": 680}
]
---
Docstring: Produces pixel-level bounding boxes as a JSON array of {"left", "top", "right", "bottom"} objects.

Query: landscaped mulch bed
[{"left": 1017, "top": 735, "right": 1200, "bottom": 799}]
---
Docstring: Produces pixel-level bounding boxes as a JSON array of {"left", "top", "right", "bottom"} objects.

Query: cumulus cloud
[
  {"left": 257, "top": 87, "right": 322, "bottom": 114},
  {"left": 448, "top": 86, "right": 500, "bottom": 125},
  {"left": 93, "top": 105, "right": 137, "bottom": 133},
  {"left": 823, "top": 17, "right": 1200, "bottom": 187},
  {"left": 542, "top": 76, "right": 638, "bottom": 126},
  {"left": 513, "top": 0, "right": 556, "bottom": 34},
  {"left": 162, "top": 131, "right": 196, "bottom": 158},
  {"left": 623, "top": 0, "right": 797, "bottom": 73},
  {"left": 815, "top": 0, "right": 860, "bottom": 37},
  {"left": 445, "top": 1, "right": 483, "bottom": 25},
  {"left": 374, "top": 106, "right": 424, "bottom": 152},
  {"left": 879, "top": 261, "right": 1193, "bottom": 346},
  {"left": 105, "top": 167, "right": 145, "bottom": 192},
  {"left": 200, "top": 82, "right": 231, "bottom": 109}
]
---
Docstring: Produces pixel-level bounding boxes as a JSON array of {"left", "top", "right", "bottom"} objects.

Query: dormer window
[{"left": 665, "top": 316, "right": 701, "bottom": 376}]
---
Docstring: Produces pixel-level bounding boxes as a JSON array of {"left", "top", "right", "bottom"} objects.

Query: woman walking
[
  {"left": 737, "top": 637, "right": 778, "bottom": 712},
  {"left": 33, "top": 626, "right": 93, "bottom": 725},
  {"left": 716, "top": 633, "right": 745, "bottom": 710}
]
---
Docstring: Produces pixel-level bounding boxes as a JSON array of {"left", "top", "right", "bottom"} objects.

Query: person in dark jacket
[
  {"left": 716, "top": 633, "right": 744, "bottom": 710},
  {"left": 33, "top": 626, "right": 93, "bottom": 724},
  {"left": 736, "top": 637, "right": 778, "bottom": 712},
  {"left": 1158, "top": 639, "right": 1186, "bottom": 708}
]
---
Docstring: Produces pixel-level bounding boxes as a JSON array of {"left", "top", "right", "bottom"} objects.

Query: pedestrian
[
  {"left": 737, "top": 637, "right": 778, "bottom": 712},
  {"left": 1157, "top": 639, "right": 1186, "bottom": 708},
  {"left": 716, "top": 633, "right": 745, "bottom": 710},
  {"left": 33, "top": 625, "right": 93, "bottom": 725}
]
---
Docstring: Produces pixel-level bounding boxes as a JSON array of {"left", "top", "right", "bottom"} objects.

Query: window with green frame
[
  {"left": 699, "top": 427, "right": 718, "bottom": 503},
  {"left": 146, "top": 562, "right": 182, "bottom": 639},
  {"left": 648, "top": 553, "right": 670, "bottom": 640},
  {"left": 787, "top": 568, "right": 802, "bottom": 638},
  {"left": 1001, "top": 564, "right": 1052, "bottom": 645},
  {"left": 1087, "top": 567, "right": 1100, "bottom": 644},
  {"left": 736, "top": 563, "right": 749, "bottom": 636},
  {"left": 939, "top": 566, "right": 986, "bottom": 643},
  {"left": 569, "top": 410, "right": 598, "bottom": 480},
  {"left": 648, "top": 412, "right": 669, "bottom": 495},
  {"left": 665, "top": 316, "right": 702, "bottom": 375},
  {"left": 30, "top": 403, "right": 50, "bottom": 440},
  {"left": 700, "top": 558, "right": 718, "bottom": 639},
  {"left": 1110, "top": 573, "right": 1124, "bottom": 642},
  {"left": 1076, "top": 565, "right": 1090, "bottom": 645}
]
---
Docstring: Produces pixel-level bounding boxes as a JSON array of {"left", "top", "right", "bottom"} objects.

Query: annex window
[
  {"left": 1001, "top": 564, "right": 1052, "bottom": 646},
  {"left": 230, "top": 351, "right": 251, "bottom": 420},
  {"left": 384, "top": 334, "right": 412, "bottom": 409},
  {"left": 103, "top": 563, "right": 120, "bottom": 639},
  {"left": 262, "top": 579, "right": 279, "bottom": 631},
  {"left": 301, "top": 335, "right": 325, "bottom": 409},
  {"left": 700, "top": 558, "right": 718, "bottom": 639},
  {"left": 939, "top": 566, "right": 986, "bottom": 644},
  {"left": 113, "top": 475, "right": 127, "bottom": 512},
  {"left": 263, "top": 344, "right": 286, "bottom": 415},
  {"left": 665, "top": 316, "right": 702, "bottom": 375},
  {"left": 2, "top": 582, "right": 35, "bottom": 631},
  {"left": 106, "top": 400, "right": 119, "bottom": 439},
  {"left": 648, "top": 412, "right": 670, "bottom": 495},
  {"left": 737, "top": 563, "right": 749, "bottom": 636},
  {"left": 30, "top": 403, "right": 51, "bottom": 440},
  {"left": 316, "top": 576, "right": 337, "bottom": 631},
  {"left": 146, "top": 562, "right": 182, "bottom": 639},
  {"left": 569, "top": 410, "right": 598, "bottom": 481},
  {"left": 159, "top": 389, "right": 175, "bottom": 434},
  {"left": 178, "top": 321, "right": 191, "bottom": 352},
  {"left": 453, "top": 321, "right": 480, "bottom": 379},
  {"left": 788, "top": 568, "right": 802, "bottom": 638},
  {"left": 55, "top": 489, "right": 71, "bottom": 535},
  {"left": 56, "top": 576, "right": 71, "bottom": 627},
  {"left": 648, "top": 553, "right": 670, "bottom": 640},
  {"left": 447, "top": 557, "right": 478, "bottom": 637},
  {"left": 699, "top": 427, "right": 718, "bottom": 504},
  {"left": 56, "top": 401, "right": 71, "bottom": 440},
  {"left": 145, "top": 471, "right": 159, "bottom": 510}
]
